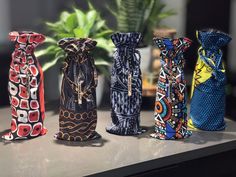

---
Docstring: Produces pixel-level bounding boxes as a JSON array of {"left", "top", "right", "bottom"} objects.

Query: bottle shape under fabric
[
  {"left": 55, "top": 38, "right": 100, "bottom": 141},
  {"left": 150, "top": 37, "right": 192, "bottom": 140},
  {"left": 106, "top": 32, "right": 144, "bottom": 135},
  {"left": 2, "top": 31, "right": 47, "bottom": 140},
  {"left": 189, "top": 29, "right": 232, "bottom": 131}
]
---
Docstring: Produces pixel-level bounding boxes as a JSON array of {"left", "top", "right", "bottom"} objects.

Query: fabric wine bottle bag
[
  {"left": 55, "top": 38, "right": 100, "bottom": 141},
  {"left": 189, "top": 29, "right": 231, "bottom": 131},
  {"left": 2, "top": 31, "right": 47, "bottom": 140},
  {"left": 106, "top": 32, "right": 144, "bottom": 135},
  {"left": 150, "top": 37, "right": 192, "bottom": 140}
]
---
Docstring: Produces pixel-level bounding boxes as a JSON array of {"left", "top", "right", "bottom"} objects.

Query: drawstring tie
[{"left": 116, "top": 46, "right": 140, "bottom": 97}]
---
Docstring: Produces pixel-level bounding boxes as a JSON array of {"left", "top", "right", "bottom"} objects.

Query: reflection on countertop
[{"left": 0, "top": 107, "right": 236, "bottom": 177}]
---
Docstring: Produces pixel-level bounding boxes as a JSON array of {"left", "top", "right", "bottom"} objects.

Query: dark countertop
[{"left": 0, "top": 107, "right": 236, "bottom": 177}]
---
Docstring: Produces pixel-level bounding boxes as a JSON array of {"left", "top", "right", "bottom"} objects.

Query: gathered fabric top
[
  {"left": 58, "top": 38, "right": 97, "bottom": 55},
  {"left": 153, "top": 37, "right": 192, "bottom": 53},
  {"left": 111, "top": 32, "right": 141, "bottom": 48},
  {"left": 153, "top": 37, "right": 191, "bottom": 70},
  {"left": 197, "top": 29, "right": 231, "bottom": 51},
  {"left": 9, "top": 31, "right": 45, "bottom": 47}
]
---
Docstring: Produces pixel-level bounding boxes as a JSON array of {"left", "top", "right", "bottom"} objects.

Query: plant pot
[{"left": 139, "top": 46, "right": 152, "bottom": 73}]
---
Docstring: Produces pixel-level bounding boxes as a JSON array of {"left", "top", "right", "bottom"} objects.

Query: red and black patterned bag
[{"left": 2, "top": 31, "right": 47, "bottom": 140}]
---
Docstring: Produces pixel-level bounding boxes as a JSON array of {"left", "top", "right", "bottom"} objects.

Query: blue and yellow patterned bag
[{"left": 189, "top": 29, "right": 231, "bottom": 131}]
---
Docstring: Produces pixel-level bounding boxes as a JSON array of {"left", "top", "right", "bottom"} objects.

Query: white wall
[
  {"left": 228, "top": 0, "right": 236, "bottom": 73},
  {"left": 160, "top": 0, "right": 187, "bottom": 37},
  {"left": 0, "top": 0, "right": 10, "bottom": 43}
]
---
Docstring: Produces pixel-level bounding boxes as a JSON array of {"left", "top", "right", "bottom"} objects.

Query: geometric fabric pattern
[
  {"left": 54, "top": 38, "right": 101, "bottom": 141},
  {"left": 2, "top": 31, "right": 47, "bottom": 140},
  {"left": 151, "top": 37, "right": 192, "bottom": 140},
  {"left": 106, "top": 32, "right": 144, "bottom": 135},
  {"left": 189, "top": 29, "right": 232, "bottom": 131}
]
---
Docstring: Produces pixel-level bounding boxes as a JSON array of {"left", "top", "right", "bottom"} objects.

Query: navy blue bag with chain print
[
  {"left": 55, "top": 38, "right": 101, "bottom": 141},
  {"left": 106, "top": 32, "right": 144, "bottom": 135}
]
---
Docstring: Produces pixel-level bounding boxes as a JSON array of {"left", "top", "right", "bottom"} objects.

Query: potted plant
[
  {"left": 35, "top": 3, "right": 113, "bottom": 105},
  {"left": 107, "top": 0, "right": 175, "bottom": 72}
]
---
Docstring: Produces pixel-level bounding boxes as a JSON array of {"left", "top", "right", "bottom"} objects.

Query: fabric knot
[
  {"left": 111, "top": 32, "right": 141, "bottom": 48},
  {"left": 154, "top": 37, "right": 191, "bottom": 72},
  {"left": 9, "top": 31, "right": 45, "bottom": 48},
  {"left": 58, "top": 38, "right": 97, "bottom": 55},
  {"left": 153, "top": 37, "right": 192, "bottom": 53},
  {"left": 197, "top": 29, "right": 231, "bottom": 51}
]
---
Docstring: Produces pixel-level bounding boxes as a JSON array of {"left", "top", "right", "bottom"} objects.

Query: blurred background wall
[
  {"left": 229, "top": 0, "right": 236, "bottom": 74},
  {"left": 0, "top": 0, "right": 235, "bottom": 118},
  {"left": 0, "top": 0, "right": 10, "bottom": 43},
  {"left": 160, "top": 0, "right": 187, "bottom": 37}
]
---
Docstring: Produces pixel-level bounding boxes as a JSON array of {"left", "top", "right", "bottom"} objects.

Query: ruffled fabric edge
[
  {"left": 111, "top": 32, "right": 141, "bottom": 48},
  {"left": 153, "top": 37, "right": 192, "bottom": 52},
  {"left": 9, "top": 31, "right": 45, "bottom": 45},
  {"left": 197, "top": 29, "right": 232, "bottom": 51},
  {"left": 58, "top": 38, "right": 97, "bottom": 54}
]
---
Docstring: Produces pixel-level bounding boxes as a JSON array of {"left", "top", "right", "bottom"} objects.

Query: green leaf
[
  {"left": 73, "top": 28, "right": 87, "bottom": 38},
  {"left": 44, "top": 37, "right": 57, "bottom": 44},
  {"left": 42, "top": 57, "right": 60, "bottom": 71},
  {"left": 35, "top": 50, "right": 48, "bottom": 58},
  {"left": 94, "top": 30, "right": 112, "bottom": 38},
  {"left": 95, "top": 59, "right": 110, "bottom": 66},
  {"left": 116, "top": 0, "right": 122, "bottom": 8},
  {"left": 57, "top": 33, "right": 74, "bottom": 39},
  {"left": 40, "top": 2, "right": 114, "bottom": 75},
  {"left": 112, "top": 0, "right": 176, "bottom": 45},
  {"left": 46, "top": 21, "right": 61, "bottom": 29},
  {"left": 158, "top": 10, "right": 176, "bottom": 19},
  {"left": 74, "top": 8, "right": 86, "bottom": 28},
  {"left": 94, "top": 20, "right": 105, "bottom": 31},
  {"left": 106, "top": 4, "right": 118, "bottom": 17},
  {"left": 60, "top": 11, "right": 71, "bottom": 22},
  {"left": 96, "top": 38, "right": 113, "bottom": 53},
  {"left": 64, "top": 13, "right": 77, "bottom": 32},
  {"left": 88, "top": 1, "right": 95, "bottom": 10},
  {"left": 35, "top": 45, "right": 59, "bottom": 57},
  {"left": 42, "top": 51, "right": 65, "bottom": 71},
  {"left": 86, "top": 10, "right": 97, "bottom": 33},
  {"left": 46, "top": 21, "right": 65, "bottom": 33}
]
